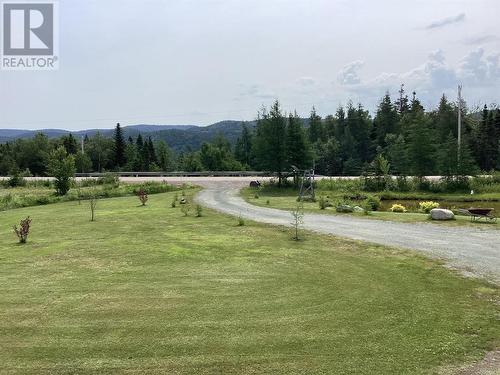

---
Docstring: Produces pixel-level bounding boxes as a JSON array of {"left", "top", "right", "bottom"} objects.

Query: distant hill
[{"left": 0, "top": 121, "right": 255, "bottom": 152}]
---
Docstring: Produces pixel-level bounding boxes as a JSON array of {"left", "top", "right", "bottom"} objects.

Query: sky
[{"left": 1, "top": 0, "right": 499, "bottom": 130}]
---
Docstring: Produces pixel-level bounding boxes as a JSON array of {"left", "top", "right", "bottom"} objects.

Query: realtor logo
[{"left": 1, "top": 1, "right": 58, "bottom": 70}]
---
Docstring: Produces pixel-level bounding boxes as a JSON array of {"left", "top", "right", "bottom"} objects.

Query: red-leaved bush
[
  {"left": 13, "top": 216, "right": 32, "bottom": 243},
  {"left": 137, "top": 188, "right": 148, "bottom": 206}
]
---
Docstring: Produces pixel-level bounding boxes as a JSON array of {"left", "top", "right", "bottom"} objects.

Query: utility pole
[{"left": 457, "top": 84, "right": 462, "bottom": 163}]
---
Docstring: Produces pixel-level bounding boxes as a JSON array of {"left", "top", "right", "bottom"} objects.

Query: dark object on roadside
[
  {"left": 458, "top": 208, "right": 497, "bottom": 222},
  {"left": 250, "top": 180, "right": 261, "bottom": 188},
  {"left": 14, "top": 217, "right": 32, "bottom": 244}
]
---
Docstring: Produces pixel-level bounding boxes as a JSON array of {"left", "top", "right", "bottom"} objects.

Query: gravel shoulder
[{"left": 197, "top": 187, "right": 500, "bottom": 285}]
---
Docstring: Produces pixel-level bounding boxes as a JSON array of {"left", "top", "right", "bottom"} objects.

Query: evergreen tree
[
  {"left": 438, "top": 133, "right": 477, "bottom": 176},
  {"left": 333, "top": 106, "right": 346, "bottom": 140},
  {"left": 407, "top": 113, "right": 435, "bottom": 177},
  {"left": 286, "top": 112, "right": 311, "bottom": 170},
  {"left": 62, "top": 133, "right": 78, "bottom": 155},
  {"left": 385, "top": 134, "right": 409, "bottom": 175},
  {"left": 113, "top": 123, "right": 126, "bottom": 168},
  {"left": 373, "top": 93, "right": 398, "bottom": 147},
  {"left": 434, "top": 95, "right": 457, "bottom": 141},
  {"left": 324, "top": 115, "right": 336, "bottom": 138},
  {"left": 147, "top": 137, "right": 157, "bottom": 165},
  {"left": 234, "top": 125, "right": 254, "bottom": 167},
  {"left": 315, "top": 138, "right": 341, "bottom": 176},
  {"left": 135, "top": 134, "right": 145, "bottom": 170},
  {"left": 307, "top": 106, "right": 325, "bottom": 143},
  {"left": 124, "top": 142, "right": 138, "bottom": 171},
  {"left": 253, "top": 100, "right": 287, "bottom": 185},
  {"left": 475, "top": 105, "right": 498, "bottom": 171},
  {"left": 394, "top": 84, "right": 410, "bottom": 115}
]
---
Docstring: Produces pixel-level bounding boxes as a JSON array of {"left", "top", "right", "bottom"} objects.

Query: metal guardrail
[{"left": 75, "top": 171, "right": 273, "bottom": 178}]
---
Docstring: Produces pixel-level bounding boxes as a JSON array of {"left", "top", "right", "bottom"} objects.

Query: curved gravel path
[{"left": 197, "top": 187, "right": 500, "bottom": 284}]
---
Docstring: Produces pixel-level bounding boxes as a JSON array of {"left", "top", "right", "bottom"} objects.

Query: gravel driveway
[{"left": 197, "top": 187, "right": 500, "bottom": 284}]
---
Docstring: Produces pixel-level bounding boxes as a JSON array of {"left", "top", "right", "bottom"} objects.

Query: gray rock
[
  {"left": 353, "top": 206, "right": 365, "bottom": 213},
  {"left": 336, "top": 204, "right": 354, "bottom": 213},
  {"left": 430, "top": 208, "right": 455, "bottom": 220}
]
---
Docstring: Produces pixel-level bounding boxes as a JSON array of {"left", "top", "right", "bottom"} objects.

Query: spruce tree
[
  {"left": 286, "top": 112, "right": 311, "bottom": 170},
  {"left": 386, "top": 134, "right": 409, "bottom": 175},
  {"left": 407, "top": 113, "right": 435, "bottom": 177},
  {"left": 253, "top": 100, "right": 287, "bottom": 185},
  {"left": 434, "top": 95, "right": 456, "bottom": 141},
  {"left": 113, "top": 123, "right": 126, "bottom": 168},
  {"left": 234, "top": 125, "right": 253, "bottom": 167},
  {"left": 307, "top": 106, "right": 325, "bottom": 143},
  {"left": 373, "top": 93, "right": 398, "bottom": 147},
  {"left": 63, "top": 133, "right": 78, "bottom": 155}
]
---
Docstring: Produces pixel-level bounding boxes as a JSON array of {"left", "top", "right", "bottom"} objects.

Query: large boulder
[
  {"left": 430, "top": 208, "right": 455, "bottom": 220},
  {"left": 336, "top": 204, "right": 354, "bottom": 213}
]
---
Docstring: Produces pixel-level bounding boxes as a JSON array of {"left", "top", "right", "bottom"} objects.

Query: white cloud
[
  {"left": 336, "top": 48, "right": 499, "bottom": 109},
  {"left": 424, "top": 13, "right": 465, "bottom": 30},
  {"left": 337, "top": 60, "right": 364, "bottom": 85},
  {"left": 458, "top": 48, "right": 500, "bottom": 86}
]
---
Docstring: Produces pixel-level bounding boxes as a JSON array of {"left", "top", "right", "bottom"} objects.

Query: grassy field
[
  {"left": 241, "top": 187, "right": 500, "bottom": 228},
  {"left": 0, "top": 192, "right": 499, "bottom": 374},
  {"left": 0, "top": 180, "right": 180, "bottom": 211}
]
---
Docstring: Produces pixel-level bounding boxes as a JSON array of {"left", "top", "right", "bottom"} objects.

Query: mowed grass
[{"left": 0, "top": 192, "right": 499, "bottom": 374}]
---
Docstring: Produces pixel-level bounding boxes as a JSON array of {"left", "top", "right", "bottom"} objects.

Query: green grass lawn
[
  {"left": 0, "top": 192, "right": 498, "bottom": 374},
  {"left": 241, "top": 188, "right": 500, "bottom": 228}
]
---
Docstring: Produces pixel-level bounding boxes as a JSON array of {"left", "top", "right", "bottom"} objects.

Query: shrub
[
  {"left": 195, "top": 204, "right": 203, "bottom": 217},
  {"left": 137, "top": 188, "right": 148, "bottom": 206},
  {"left": 180, "top": 199, "right": 191, "bottom": 216},
  {"left": 13, "top": 216, "right": 31, "bottom": 243},
  {"left": 389, "top": 204, "right": 407, "bottom": 213},
  {"left": 7, "top": 168, "right": 26, "bottom": 187},
  {"left": 171, "top": 198, "right": 176, "bottom": 208},
  {"left": 419, "top": 201, "right": 440, "bottom": 213},
  {"left": 395, "top": 176, "right": 411, "bottom": 192},
  {"left": 318, "top": 195, "right": 332, "bottom": 210},
  {"left": 362, "top": 176, "right": 386, "bottom": 192},
  {"left": 97, "top": 173, "right": 120, "bottom": 187},
  {"left": 237, "top": 215, "right": 245, "bottom": 226},
  {"left": 266, "top": 199, "right": 270, "bottom": 205},
  {"left": 441, "top": 176, "right": 470, "bottom": 192},
  {"left": 254, "top": 193, "right": 259, "bottom": 199},
  {"left": 364, "top": 195, "right": 381, "bottom": 211}
]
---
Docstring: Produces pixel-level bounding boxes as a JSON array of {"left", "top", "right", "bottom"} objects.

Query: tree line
[{"left": 1, "top": 90, "right": 499, "bottom": 178}]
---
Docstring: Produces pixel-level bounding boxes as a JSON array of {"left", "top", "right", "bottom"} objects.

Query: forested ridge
[{"left": 1, "top": 90, "right": 499, "bottom": 177}]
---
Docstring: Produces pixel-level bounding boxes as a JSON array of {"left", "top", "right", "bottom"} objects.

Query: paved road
[{"left": 197, "top": 187, "right": 500, "bottom": 285}]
